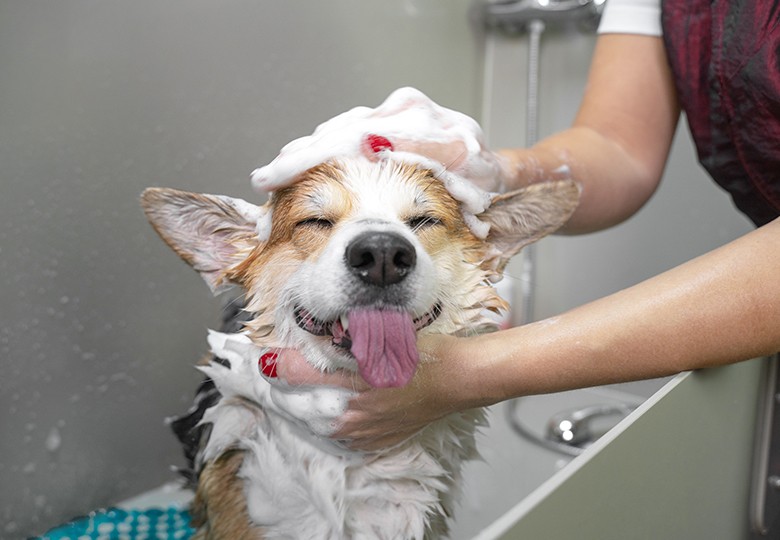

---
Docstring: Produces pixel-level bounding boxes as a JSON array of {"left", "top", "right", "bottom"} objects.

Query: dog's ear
[
  {"left": 479, "top": 179, "right": 580, "bottom": 278},
  {"left": 141, "top": 187, "right": 264, "bottom": 293}
]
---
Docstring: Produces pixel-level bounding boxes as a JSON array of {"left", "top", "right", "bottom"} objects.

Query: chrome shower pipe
[
  {"left": 519, "top": 19, "right": 544, "bottom": 323},
  {"left": 482, "top": 1, "right": 621, "bottom": 458},
  {"left": 481, "top": 0, "right": 604, "bottom": 324}
]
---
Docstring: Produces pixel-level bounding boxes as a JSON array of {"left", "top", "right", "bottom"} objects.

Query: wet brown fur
[{"left": 190, "top": 450, "right": 265, "bottom": 540}]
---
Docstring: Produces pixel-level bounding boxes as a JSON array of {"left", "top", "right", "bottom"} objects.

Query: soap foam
[
  {"left": 250, "top": 87, "right": 506, "bottom": 238},
  {"left": 201, "top": 331, "right": 354, "bottom": 455}
]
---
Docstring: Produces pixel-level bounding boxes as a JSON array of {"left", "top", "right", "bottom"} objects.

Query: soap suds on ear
[
  {"left": 256, "top": 204, "right": 273, "bottom": 241},
  {"left": 250, "top": 87, "right": 508, "bottom": 239}
]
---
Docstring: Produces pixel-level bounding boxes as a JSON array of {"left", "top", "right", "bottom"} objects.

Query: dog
[{"left": 142, "top": 158, "right": 578, "bottom": 539}]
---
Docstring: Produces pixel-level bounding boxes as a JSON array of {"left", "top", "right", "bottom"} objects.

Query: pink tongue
[{"left": 348, "top": 309, "right": 419, "bottom": 388}]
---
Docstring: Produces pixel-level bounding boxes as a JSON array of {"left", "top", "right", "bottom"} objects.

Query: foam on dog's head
[{"left": 250, "top": 87, "right": 500, "bottom": 240}]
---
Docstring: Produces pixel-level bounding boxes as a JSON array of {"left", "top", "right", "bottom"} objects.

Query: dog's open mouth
[{"left": 294, "top": 304, "right": 442, "bottom": 388}]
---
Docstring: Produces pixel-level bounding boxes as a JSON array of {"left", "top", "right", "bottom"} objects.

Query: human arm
[
  {"left": 331, "top": 217, "right": 780, "bottom": 449},
  {"left": 276, "top": 33, "right": 686, "bottom": 446},
  {"left": 276, "top": 32, "right": 773, "bottom": 452},
  {"left": 499, "top": 33, "right": 680, "bottom": 233}
]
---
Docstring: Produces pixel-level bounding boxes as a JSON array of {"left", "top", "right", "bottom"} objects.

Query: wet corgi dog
[{"left": 141, "top": 159, "right": 578, "bottom": 539}]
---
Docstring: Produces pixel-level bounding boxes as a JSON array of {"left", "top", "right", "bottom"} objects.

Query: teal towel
[{"left": 36, "top": 507, "right": 195, "bottom": 540}]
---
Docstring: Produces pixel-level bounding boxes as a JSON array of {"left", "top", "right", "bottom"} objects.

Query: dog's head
[{"left": 142, "top": 159, "right": 578, "bottom": 388}]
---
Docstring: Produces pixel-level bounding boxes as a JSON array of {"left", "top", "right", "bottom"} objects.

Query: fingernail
[
  {"left": 363, "top": 134, "right": 393, "bottom": 155},
  {"left": 259, "top": 352, "right": 279, "bottom": 378}
]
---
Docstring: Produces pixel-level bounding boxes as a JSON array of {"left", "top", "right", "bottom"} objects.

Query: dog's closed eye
[
  {"left": 406, "top": 215, "right": 442, "bottom": 231},
  {"left": 295, "top": 217, "right": 334, "bottom": 230}
]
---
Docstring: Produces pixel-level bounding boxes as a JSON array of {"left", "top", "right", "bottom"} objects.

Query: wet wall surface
[{"left": 0, "top": 1, "right": 481, "bottom": 534}]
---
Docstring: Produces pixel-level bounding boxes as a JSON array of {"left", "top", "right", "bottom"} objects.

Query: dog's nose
[{"left": 345, "top": 231, "right": 416, "bottom": 286}]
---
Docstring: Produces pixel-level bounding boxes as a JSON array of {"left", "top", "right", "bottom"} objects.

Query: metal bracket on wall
[
  {"left": 482, "top": 0, "right": 604, "bottom": 34},
  {"left": 750, "top": 355, "right": 780, "bottom": 536}
]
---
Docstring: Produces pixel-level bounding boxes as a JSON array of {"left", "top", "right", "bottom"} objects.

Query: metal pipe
[{"left": 519, "top": 18, "right": 545, "bottom": 324}]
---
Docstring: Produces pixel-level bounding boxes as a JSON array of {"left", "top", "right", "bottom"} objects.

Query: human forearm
[
  {"left": 327, "top": 220, "right": 780, "bottom": 451},
  {"left": 497, "top": 34, "right": 680, "bottom": 234},
  {"left": 498, "top": 126, "right": 661, "bottom": 233},
  {"left": 458, "top": 219, "right": 780, "bottom": 404}
]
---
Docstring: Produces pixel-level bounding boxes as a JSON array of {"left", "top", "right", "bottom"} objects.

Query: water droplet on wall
[{"left": 45, "top": 427, "right": 61, "bottom": 453}]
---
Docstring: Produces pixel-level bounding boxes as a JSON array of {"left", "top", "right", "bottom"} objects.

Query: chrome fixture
[
  {"left": 481, "top": 0, "right": 605, "bottom": 324},
  {"left": 546, "top": 403, "right": 636, "bottom": 447},
  {"left": 750, "top": 355, "right": 780, "bottom": 535},
  {"left": 507, "top": 399, "right": 636, "bottom": 457},
  {"left": 483, "top": 0, "right": 605, "bottom": 33}
]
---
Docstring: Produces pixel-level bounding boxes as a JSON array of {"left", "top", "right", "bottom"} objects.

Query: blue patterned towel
[{"left": 36, "top": 507, "right": 195, "bottom": 540}]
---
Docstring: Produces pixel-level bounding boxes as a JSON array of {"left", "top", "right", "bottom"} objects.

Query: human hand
[
  {"left": 274, "top": 334, "right": 479, "bottom": 452},
  {"left": 251, "top": 87, "right": 513, "bottom": 195}
]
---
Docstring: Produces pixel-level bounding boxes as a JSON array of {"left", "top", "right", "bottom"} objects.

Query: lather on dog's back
[{"left": 142, "top": 158, "right": 578, "bottom": 539}]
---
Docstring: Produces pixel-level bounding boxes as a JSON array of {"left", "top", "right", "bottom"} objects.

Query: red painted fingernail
[
  {"left": 364, "top": 134, "right": 393, "bottom": 154},
  {"left": 259, "top": 352, "right": 279, "bottom": 378}
]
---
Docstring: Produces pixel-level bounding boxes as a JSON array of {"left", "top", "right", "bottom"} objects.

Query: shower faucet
[{"left": 546, "top": 403, "right": 636, "bottom": 448}]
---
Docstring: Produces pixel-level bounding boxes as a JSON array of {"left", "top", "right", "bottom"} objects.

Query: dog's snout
[{"left": 345, "top": 231, "right": 416, "bottom": 286}]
